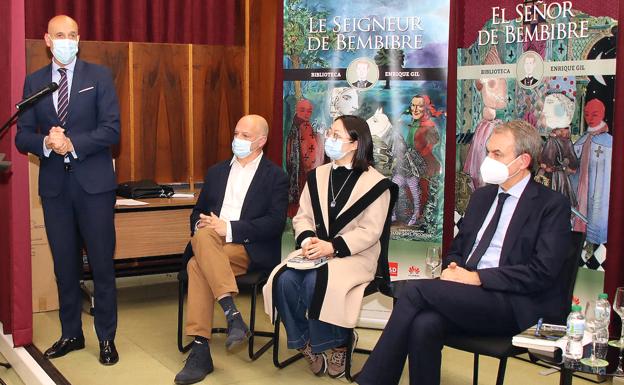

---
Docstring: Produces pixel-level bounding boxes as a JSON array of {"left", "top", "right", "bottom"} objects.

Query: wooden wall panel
[
  {"left": 192, "top": 45, "right": 245, "bottom": 178},
  {"left": 25, "top": 40, "right": 249, "bottom": 185},
  {"left": 132, "top": 43, "right": 190, "bottom": 184},
  {"left": 249, "top": 0, "right": 280, "bottom": 162},
  {"left": 25, "top": 40, "right": 49, "bottom": 74},
  {"left": 79, "top": 42, "right": 131, "bottom": 181},
  {"left": 25, "top": 40, "right": 132, "bottom": 182}
]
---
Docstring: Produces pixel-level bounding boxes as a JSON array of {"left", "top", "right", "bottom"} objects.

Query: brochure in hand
[
  {"left": 512, "top": 323, "right": 567, "bottom": 352},
  {"left": 287, "top": 255, "right": 330, "bottom": 270}
]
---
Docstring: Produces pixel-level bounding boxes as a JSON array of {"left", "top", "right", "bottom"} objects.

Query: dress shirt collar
[
  {"left": 498, "top": 173, "right": 530, "bottom": 199},
  {"left": 230, "top": 151, "right": 263, "bottom": 167},
  {"left": 52, "top": 57, "right": 77, "bottom": 75},
  {"left": 331, "top": 161, "right": 352, "bottom": 170}
]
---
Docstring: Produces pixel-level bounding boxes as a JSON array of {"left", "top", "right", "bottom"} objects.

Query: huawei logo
[{"left": 408, "top": 265, "right": 420, "bottom": 277}]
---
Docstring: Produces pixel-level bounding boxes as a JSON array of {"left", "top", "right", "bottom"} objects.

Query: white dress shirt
[
  {"left": 43, "top": 58, "right": 78, "bottom": 160},
  {"left": 219, "top": 152, "right": 263, "bottom": 242},
  {"left": 465, "top": 174, "right": 531, "bottom": 269}
]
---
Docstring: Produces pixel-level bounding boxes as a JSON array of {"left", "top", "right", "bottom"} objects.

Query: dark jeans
[
  {"left": 357, "top": 279, "right": 520, "bottom": 385},
  {"left": 274, "top": 268, "right": 350, "bottom": 354}
]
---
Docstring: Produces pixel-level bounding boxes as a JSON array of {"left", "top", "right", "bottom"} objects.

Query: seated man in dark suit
[
  {"left": 175, "top": 115, "right": 288, "bottom": 385},
  {"left": 357, "top": 120, "right": 571, "bottom": 385}
]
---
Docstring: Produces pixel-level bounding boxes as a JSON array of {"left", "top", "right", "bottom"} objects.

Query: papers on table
[
  {"left": 116, "top": 199, "right": 149, "bottom": 206},
  {"left": 172, "top": 193, "right": 195, "bottom": 198}
]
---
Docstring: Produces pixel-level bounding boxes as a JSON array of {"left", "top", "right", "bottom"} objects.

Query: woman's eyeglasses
[{"left": 324, "top": 131, "right": 352, "bottom": 141}]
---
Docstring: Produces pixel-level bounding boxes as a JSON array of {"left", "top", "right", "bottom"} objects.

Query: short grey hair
[{"left": 492, "top": 120, "right": 543, "bottom": 173}]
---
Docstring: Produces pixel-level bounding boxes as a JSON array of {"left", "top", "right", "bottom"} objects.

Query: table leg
[{"left": 559, "top": 367, "right": 573, "bottom": 385}]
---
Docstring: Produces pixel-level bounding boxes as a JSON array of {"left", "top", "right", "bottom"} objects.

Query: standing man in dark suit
[
  {"left": 357, "top": 120, "right": 571, "bottom": 385},
  {"left": 15, "top": 15, "right": 120, "bottom": 365},
  {"left": 175, "top": 115, "right": 288, "bottom": 385}
]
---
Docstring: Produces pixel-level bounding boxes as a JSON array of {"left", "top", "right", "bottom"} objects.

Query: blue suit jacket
[
  {"left": 190, "top": 156, "right": 289, "bottom": 272},
  {"left": 15, "top": 59, "right": 120, "bottom": 197},
  {"left": 444, "top": 179, "right": 571, "bottom": 329}
]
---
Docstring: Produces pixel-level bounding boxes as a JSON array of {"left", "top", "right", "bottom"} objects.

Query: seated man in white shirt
[{"left": 175, "top": 115, "right": 288, "bottom": 385}]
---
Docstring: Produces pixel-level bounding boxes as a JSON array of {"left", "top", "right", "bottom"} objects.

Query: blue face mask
[
  {"left": 324, "top": 137, "right": 350, "bottom": 161},
  {"left": 232, "top": 137, "right": 260, "bottom": 159},
  {"left": 51, "top": 39, "right": 79, "bottom": 65}
]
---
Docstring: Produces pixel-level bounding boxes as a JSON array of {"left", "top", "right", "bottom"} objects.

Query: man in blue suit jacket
[
  {"left": 175, "top": 115, "right": 288, "bottom": 385},
  {"left": 358, "top": 120, "right": 571, "bottom": 385},
  {"left": 15, "top": 15, "right": 120, "bottom": 365}
]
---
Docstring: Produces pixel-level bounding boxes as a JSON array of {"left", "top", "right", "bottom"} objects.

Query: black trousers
[
  {"left": 41, "top": 170, "right": 117, "bottom": 341},
  {"left": 357, "top": 279, "right": 521, "bottom": 385}
]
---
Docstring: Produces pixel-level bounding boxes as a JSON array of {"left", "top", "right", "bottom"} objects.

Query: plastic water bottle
[
  {"left": 595, "top": 293, "right": 611, "bottom": 358},
  {"left": 564, "top": 305, "right": 585, "bottom": 360}
]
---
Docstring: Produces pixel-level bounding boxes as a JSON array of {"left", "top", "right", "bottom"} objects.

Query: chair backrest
[
  {"left": 551, "top": 231, "right": 585, "bottom": 324},
  {"left": 365, "top": 181, "right": 399, "bottom": 297}
]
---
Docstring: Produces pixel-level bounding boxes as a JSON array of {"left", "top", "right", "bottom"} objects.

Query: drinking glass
[
  {"left": 425, "top": 246, "right": 441, "bottom": 279},
  {"left": 615, "top": 349, "right": 624, "bottom": 376},
  {"left": 609, "top": 287, "right": 624, "bottom": 348},
  {"left": 580, "top": 300, "right": 609, "bottom": 367}
]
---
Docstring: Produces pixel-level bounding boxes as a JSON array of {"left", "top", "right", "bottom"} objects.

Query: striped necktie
[{"left": 57, "top": 68, "right": 68, "bottom": 125}]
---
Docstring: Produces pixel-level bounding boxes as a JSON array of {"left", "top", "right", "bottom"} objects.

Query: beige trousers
[{"left": 185, "top": 227, "right": 250, "bottom": 339}]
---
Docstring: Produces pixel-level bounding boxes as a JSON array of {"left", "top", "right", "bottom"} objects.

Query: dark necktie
[
  {"left": 57, "top": 68, "right": 68, "bottom": 125},
  {"left": 465, "top": 192, "right": 511, "bottom": 271}
]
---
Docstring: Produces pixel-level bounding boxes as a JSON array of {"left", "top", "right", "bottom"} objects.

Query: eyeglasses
[{"left": 324, "top": 131, "right": 352, "bottom": 142}]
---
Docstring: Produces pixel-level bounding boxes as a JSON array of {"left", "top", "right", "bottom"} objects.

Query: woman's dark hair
[{"left": 334, "top": 115, "right": 374, "bottom": 172}]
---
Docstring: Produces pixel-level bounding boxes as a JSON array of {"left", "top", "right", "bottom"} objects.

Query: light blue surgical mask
[
  {"left": 232, "top": 137, "right": 261, "bottom": 159},
  {"left": 51, "top": 39, "right": 79, "bottom": 65},
  {"left": 324, "top": 137, "right": 350, "bottom": 161}
]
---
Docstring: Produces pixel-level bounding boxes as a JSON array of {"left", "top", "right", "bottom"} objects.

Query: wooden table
[{"left": 114, "top": 196, "right": 196, "bottom": 260}]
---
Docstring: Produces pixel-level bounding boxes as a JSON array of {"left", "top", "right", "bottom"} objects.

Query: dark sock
[
  {"left": 194, "top": 336, "right": 209, "bottom": 345},
  {"left": 218, "top": 296, "right": 239, "bottom": 320}
]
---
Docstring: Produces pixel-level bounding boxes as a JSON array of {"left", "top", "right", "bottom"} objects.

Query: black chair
[
  {"left": 443, "top": 231, "right": 585, "bottom": 385},
  {"left": 177, "top": 242, "right": 274, "bottom": 361},
  {"left": 272, "top": 182, "right": 398, "bottom": 382}
]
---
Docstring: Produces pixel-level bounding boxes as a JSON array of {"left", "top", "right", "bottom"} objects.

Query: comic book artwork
[
  {"left": 283, "top": 0, "right": 450, "bottom": 242},
  {"left": 456, "top": 1, "right": 618, "bottom": 269}
]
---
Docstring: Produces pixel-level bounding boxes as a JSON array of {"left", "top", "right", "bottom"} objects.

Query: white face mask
[
  {"left": 231, "top": 137, "right": 261, "bottom": 159},
  {"left": 479, "top": 156, "right": 521, "bottom": 185},
  {"left": 51, "top": 39, "right": 79, "bottom": 65}
]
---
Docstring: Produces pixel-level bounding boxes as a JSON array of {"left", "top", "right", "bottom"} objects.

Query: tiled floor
[{"left": 25, "top": 276, "right": 599, "bottom": 385}]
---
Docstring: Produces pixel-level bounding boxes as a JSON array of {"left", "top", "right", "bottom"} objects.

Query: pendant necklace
[{"left": 330, "top": 168, "right": 354, "bottom": 208}]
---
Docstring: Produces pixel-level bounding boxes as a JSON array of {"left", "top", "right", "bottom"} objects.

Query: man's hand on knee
[{"left": 441, "top": 262, "right": 481, "bottom": 286}]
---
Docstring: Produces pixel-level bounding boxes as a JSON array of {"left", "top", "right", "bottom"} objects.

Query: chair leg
[
  {"left": 473, "top": 353, "right": 479, "bottom": 385},
  {"left": 177, "top": 279, "right": 193, "bottom": 353},
  {"left": 495, "top": 357, "right": 508, "bottom": 385},
  {"left": 247, "top": 281, "right": 274, "bottom": 361},
  {"left": 272, "top": 314, "right": 303, "bottom": 368}
]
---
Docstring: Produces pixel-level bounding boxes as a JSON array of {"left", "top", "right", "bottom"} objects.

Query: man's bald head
[
  {"left": 47, "top": 15, "right": 79, "bottom": 35},
  {"left": 238, "top": 114, "right": 269, "bottom": 137},
  {"left": 45, "top": 15, "right": 80, "bottom": 66},
  {"left": 233, "top": 115, "right": 269, "bottom": 162}
]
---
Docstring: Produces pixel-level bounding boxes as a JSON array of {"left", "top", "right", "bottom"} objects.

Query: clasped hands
[
  {"left": 45, "top": 126, "right": 74, "bottom": 155},
  {"left": 301, "top": 237, "right": 334, "bottom": 260},
  {"left": 197, "top": 212, "right": 227, "bottom": 236},
  {"left": 440, "top": 262, "right": 481, "bottom": 286}
]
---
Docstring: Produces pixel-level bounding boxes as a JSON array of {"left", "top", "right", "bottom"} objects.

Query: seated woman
[{"left": 263, "top": 115, "right": 393, "bottom": 378}]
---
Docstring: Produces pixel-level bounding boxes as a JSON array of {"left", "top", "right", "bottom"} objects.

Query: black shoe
[
  {"left": 99, "top": 340, "right": 119, "bottom": 365},
  {"left": 44, "top": 336, "right": 85, "bottom": 359},
  {"left": 225, "top": 311, "right": 251, "bottom": 351},
  {"left": 174, "top": 340, "right": 214, "bottom": 385}
]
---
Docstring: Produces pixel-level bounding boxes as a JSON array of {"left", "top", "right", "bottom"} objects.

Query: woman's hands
[{"left": 301, "top": 237, "right": 334, "bottom": 260}]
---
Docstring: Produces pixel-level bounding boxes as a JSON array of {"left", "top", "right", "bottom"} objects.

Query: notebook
[{"left": 286, "top": 255, "right": 330, "bottom": 270}]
